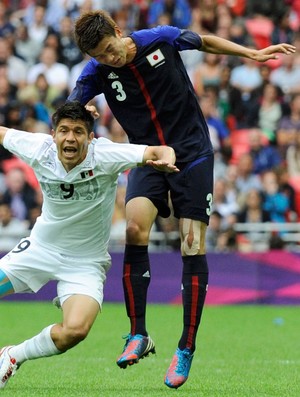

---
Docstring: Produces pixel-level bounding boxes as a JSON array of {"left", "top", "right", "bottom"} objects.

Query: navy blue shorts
[{"left": 126, "top": 154, "right": 214, "bottom": 224}]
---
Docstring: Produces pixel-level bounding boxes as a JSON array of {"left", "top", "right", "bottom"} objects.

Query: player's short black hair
[
  {"left": 52, "top": 101, "right": 94, "bottom": 133},
  {"left": 74, "top": 10, "right": 117, "bottom": 54}
]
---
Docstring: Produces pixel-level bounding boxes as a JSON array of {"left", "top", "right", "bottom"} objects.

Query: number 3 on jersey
[{"left": 111, "top": 81, "right": 126, "bottom": 101}]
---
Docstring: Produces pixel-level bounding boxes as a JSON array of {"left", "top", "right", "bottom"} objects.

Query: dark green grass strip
[{"left": 0, "top": 302, "right": 299, "bottom": 397}]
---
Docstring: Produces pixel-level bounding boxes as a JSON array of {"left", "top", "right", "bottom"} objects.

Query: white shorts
[{"left": 0, "top": 237, "right": 111, "bottom": 308}]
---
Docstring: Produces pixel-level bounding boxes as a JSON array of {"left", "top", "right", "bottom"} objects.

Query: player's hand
[
  {"left": 85, "top": 104, "right": 100, "bottom": 119},
  {"left": 254, "top": 43, "right": 296, "bottom": 62},
  {"left": 145, "top": 159, "right": 180, "bottom": 173}
]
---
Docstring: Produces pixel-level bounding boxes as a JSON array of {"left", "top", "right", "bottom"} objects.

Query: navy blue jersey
[{"left": 68, "top": 25, "right": 213, "bottom": 162}]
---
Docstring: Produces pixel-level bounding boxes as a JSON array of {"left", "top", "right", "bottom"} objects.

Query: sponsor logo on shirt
[
  {"left": 108, "top": 72, "right": 119, "bottom": 79},
  {"left": 146, "top": 49, "right": 165, "bottom": 67}
]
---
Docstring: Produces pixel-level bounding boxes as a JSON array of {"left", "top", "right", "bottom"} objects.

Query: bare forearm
[
  {"left": 142, "top": 145, "right": 179, "bottom": 173},
  {"left": 201, "top": 35, "right": 254, "bottom": 57},
  {"left": 200, "top": 35, "right": 296, "bottom": 62},
  {"left": 144, "top": 145, "right": 175, "bottom": 163}
]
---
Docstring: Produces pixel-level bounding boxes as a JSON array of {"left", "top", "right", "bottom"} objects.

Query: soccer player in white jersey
[{"left": 0, "top": 100, "right": 179, "bottom": 389}]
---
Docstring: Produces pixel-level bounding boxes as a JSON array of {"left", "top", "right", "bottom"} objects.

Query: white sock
[{"left": 9, "top": 324, "right": 61, "bottom": 365}]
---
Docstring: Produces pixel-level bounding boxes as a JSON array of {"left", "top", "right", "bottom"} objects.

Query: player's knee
[
  {"left": 181, "top": 235, "right": 201, "bottom": 255},
  {"left": 180, "top": 219, "right": 207, "bottom": 256},
  {"left": 62, "top": 324, "right": 90, "bottom": 348},
  {"left": 126, "top": 221, "right": 149, "bottom": 244}
]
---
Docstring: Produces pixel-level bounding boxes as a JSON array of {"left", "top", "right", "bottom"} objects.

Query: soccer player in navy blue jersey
[{"left": 69, "top": 10, "right": 296, "bottom": 389}]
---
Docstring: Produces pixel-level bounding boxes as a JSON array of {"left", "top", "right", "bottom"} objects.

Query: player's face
[
  {"left": 88, "top": 29, "right": 128, "bottom": 67},
  {"left": 53, "top": 118, "right": 94, "bottom": 172}
]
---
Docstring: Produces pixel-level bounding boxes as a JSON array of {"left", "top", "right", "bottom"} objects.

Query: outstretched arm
[
  {"left": 141, "top": 146, "right": 179, "bottom": 173},
  {"left": 200, "top": 35, "right": 296, "bottom": 62},
  {"left": 0, "top": 126, "right": 8, "bottom": 145}
]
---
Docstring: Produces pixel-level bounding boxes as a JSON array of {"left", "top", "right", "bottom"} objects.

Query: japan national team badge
[{"left": 146, "top": 49, "right": 165, "bottom": 67}]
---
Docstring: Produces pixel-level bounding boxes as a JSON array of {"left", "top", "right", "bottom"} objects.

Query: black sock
[
  {"left": 178, "top": 255, "right": 209, "bottom": 353},
  {"left": 123, "top": 244, "right": 150, "bottom": 336}
]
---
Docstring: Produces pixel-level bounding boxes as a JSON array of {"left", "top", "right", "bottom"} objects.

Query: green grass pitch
[{"left": 0, "top": 302, "right": 299, "bottom": 397}]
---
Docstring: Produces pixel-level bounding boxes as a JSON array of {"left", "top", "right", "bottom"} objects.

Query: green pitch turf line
[{"left": 0, "top": 302, "right": 299, "bottom": 397}]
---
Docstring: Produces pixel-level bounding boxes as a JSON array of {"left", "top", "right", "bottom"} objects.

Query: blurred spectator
[
  {"left": 0, "top": 201, "right": 29, "bottom": 251},
  {"left": 43, "top": 31, "right": 63, "bottom": 60},
  {"left": 246, "top": 0, "right": 287, "bottom": 20},
  {"left": 179, "top": 8, "right": 204, "bottom": 80},
  {"left": 229, "top": 57, "right": 263, "bottom": 128},
  {"left": 235, "top": 152, "right": 262, "bottom": 205},
  {"left": 18, "top": 72, "right": 62, "bottom": 118},
  {"left": 57, "top": 16, "right": 83, "bottom": 69},
  {"left": 199, "top": 92, "right": 229, "bottom": 153},
  {"left": 205, "top": 210, "right": 224, "bottom": 252},
  {"left": 106, "top": 116, "right": 129, "bottom": 143},
  {"left": 270, "top": 54, "right": 300, "bottom": 97},
  {"left": 216, "top": 3, "right": 233, "bottom": 34},
  {"left": 0, "top": 73, "right": 16, "bottom": 124},
  {"left": 147, "top": 0, "right": 192, "bottom": 29},
  {"left": 247, "top": 83, "right": 284, "bottom": 142},
  {"left": 24, "top": 4, "right": 52, "bottom": 53},
  {"left": 193, "top": 53, "right": 222, "bottom": 98},
  {"left": 198, "top": 0, "right": 217, "bottom": 32},
  {"left": 112, "top": 0, "right": 147, "bottom": 33},
  {"left": 276, "top": 93, "right": 300, "bottom": 157},
  {"left": 276, "top": 164, "right": 297, "bottom": 220},
  {"left": 271, "top": 7, "right": 295, "bottom": 45},
  {"left": 0, "top": 0, "right": 15, "bottom": 39},
  {"left": 237, "top": 188, "right": 271, "bottom": 223},
  {"left": 261, "top": 170, "right": 290, "bottom": 223},
  {"left": 3, "top": 101, "right": 25, "bottom": 129},
  {"left": 68, "top": 54, "right": 91, "bottom": 93},
  {"left": 217, "top": 64, "right": 232, "bottom": 124},
  {"left": 235, "top": 188, "right": 271, "bottom": 252},
  {"left": 228, "top": 16, "right": 249, "bottom": 46},
  {"left": 286, "top": 130, "right": 300, "bottom": 176},
  {"left": 27, "top": 45, "right": 70, "bottom": 95},
  {"left": 0, "top": 36, "right": 28, "bottom": 89},
  {"left": 211, "top": 178, "right": 239, "bottom": 228},
  {"left": 247, "top": 128, "right": 282, "bottom": 174},
  {"left": 230, "top": 56, "right": 262, "bottom": 94},
  {"left": 2, "top": 167, "right": 37, "bottom": 222},
  {"left": 13, "top": 22, "right": 41, "bottom": 67}
]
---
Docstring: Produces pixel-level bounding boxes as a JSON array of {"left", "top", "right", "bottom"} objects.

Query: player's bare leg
[
  {"left": 117, "top": 197, "right": 157, "bottom": 368},
  {"left": 1, "top": 294, "right": 99, "bottom": 389},
  {"left": 165, "top": 219, "right": 208, "bottom": 388}
]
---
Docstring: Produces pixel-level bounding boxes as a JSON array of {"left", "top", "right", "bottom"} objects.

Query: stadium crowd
[{"left": 1, "top": 0, "right": 300, "bottom": 252}]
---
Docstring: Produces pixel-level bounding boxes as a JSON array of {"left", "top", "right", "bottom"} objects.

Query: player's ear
[
  {"left": 51, "top": 129, "right": 56, "bottom": 139},
  {"left": 88, "top": 131, "right": 95, "bottom": 142},
  {"left": 114, "top": 26, "right": 122, "bottom": 38}
]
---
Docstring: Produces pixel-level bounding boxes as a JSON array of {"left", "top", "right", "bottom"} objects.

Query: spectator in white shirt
[{"left": 27, "top": 46, "right": 70, "bottom": 95}]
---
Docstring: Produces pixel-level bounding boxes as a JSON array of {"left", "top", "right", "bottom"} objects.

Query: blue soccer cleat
[
  {"left": 116, "top": 334, "right": 155, "bottom": 369},
  {"left": 164, "top": 347, "right": 194, "bottom": 389}
]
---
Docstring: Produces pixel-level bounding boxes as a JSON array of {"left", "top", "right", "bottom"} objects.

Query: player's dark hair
[
  {"left": 52, "top": 101, "right": 94, "bottom": 133},
  {"left": 74, "top": 10, "right": 117, "bottom": 54}
]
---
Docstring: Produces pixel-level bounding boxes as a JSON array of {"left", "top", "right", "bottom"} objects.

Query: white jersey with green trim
[{"left": 3, "top": 129, "right": 146, "bottom": 260}]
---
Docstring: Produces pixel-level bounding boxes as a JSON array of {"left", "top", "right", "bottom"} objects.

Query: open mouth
[{"left": 63, "top": 147, "right": 77, "bottom": 157}]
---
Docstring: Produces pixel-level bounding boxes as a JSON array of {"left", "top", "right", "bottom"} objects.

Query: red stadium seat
[
  {"left": 2, "top": 157, "right": 39, "bottom": 190},
  {"left": 288, "top": 176, "right": 300, "bottom": 217},
  {"left": 230, "top": 128, "right": 269, "bottom": 164},
  {"left": 245, "top": 17, "right": 273, "bottom": 50}
]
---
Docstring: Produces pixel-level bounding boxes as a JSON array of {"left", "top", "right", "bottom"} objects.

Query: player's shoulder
[
  {"left": 80, "top": 57, "right": 102, "bottom": 76},
  {"left": 130, "top": 25, "right": 181, "bottom": 46}
]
